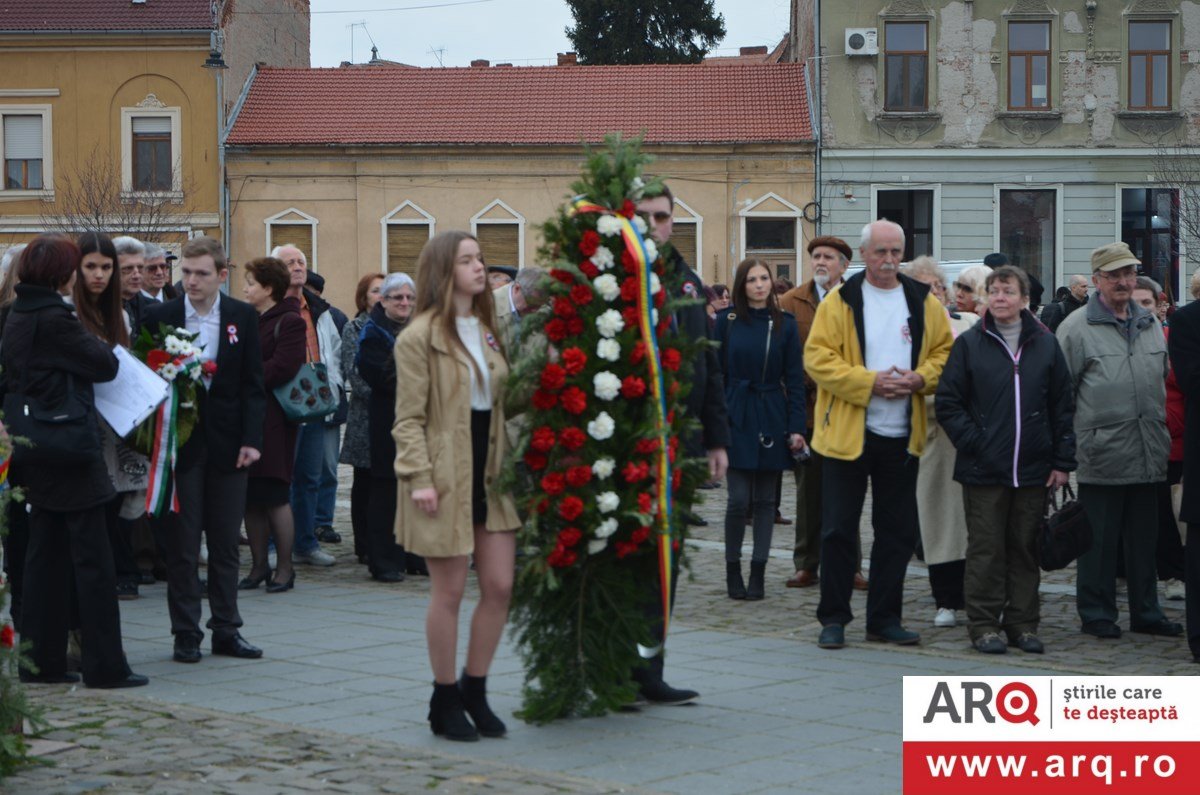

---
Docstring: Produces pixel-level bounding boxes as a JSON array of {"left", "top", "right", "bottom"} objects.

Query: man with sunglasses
[
  {"left": 140, "top": 243, "right": 178, "bottom": 303},
  {"left": 1057, "top": 242, "right": 1180, "bottom": 641}
]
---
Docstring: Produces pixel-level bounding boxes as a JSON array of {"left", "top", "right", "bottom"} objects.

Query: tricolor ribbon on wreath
[
  {"left": 569, "top": 197, "right": 676, "bottom": 644},
  {"left": 144, "top": 382, "right": 180, "bottom": 517}
]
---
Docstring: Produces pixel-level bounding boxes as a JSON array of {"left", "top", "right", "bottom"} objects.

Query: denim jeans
[
  {"left": 314, "top": 425, "right": 342, "bottom": 528},
  {"left": 290, "top": 423, "right": 325, "bottom": 555}
]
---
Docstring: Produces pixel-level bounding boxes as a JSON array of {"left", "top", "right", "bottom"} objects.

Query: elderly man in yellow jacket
[{"left": 804, "top": 219, "right": 954, "bottom": 650}]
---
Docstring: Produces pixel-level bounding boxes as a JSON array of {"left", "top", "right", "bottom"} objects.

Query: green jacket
[{"left": 1055, "top": 296, "right": 1168, "bottom": 485}]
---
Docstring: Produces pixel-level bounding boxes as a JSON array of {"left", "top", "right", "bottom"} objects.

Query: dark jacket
[
  {"left": 357, "top": 301, "right": 406, "bottom": 478},
  {"left": 935, "top": 309, "right": 1076, "bottom": 487},
  {"left": 714, "top": 306, "right": 806, "bottom": 471},
  {"left": 1, "top": 284, "right": 119, "bottom": 510},
  {"left": 248, "top": 297, "right": 306, "bottom": 483},
  {"left": 143, "top": 294, "right": 266, "bottom": 473},
  {"left": 1168, "top": 302, "right": 1200, "bottom": 521},
  {"left": 324, "top": 302, "right": 350, "bottom": 426},
  {"left": 123, "top": 292, "right": 157, "bottom": 337},
  {"left": 667, "top": 248, "right": 730, "bottom": 456},
  {"left": 1039, "top": 291, "right": 1087, "bottom": 332}
]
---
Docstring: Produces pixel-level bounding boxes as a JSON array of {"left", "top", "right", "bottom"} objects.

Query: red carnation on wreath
[
  {"left": 0, "top": 623, "right": 13, "bottom": 648},
  {"left": 524, "top": 451, "right": 548, "bottom": 471},
  {"left": 580, "top": 260, "right": 600, "bottom": 279},
  {"left": 531, "top": 426, "right": 556, "bottom": 452},
  {"left": 560, "top": 386, "right": 587, "bottom": 415},
  {"left": 531, "top": 388, "right": 558, "bottom": 410},
  {"left": 561, "top": 347, "right": 587, "bottom": 375},
  {"left": 540, "top": 363, "right": 566, "bottom": 392},
  {"left": 551, "top": 268, "right": 574, "bottom": 285},
  {"left": 558, "top": 527, "right": 583, "bottom": 548},
  {"left": 541, "top": 472, "right": 566, "bottom": 496},
  {"left": 545, "top": 318, "right": 568, "bottom": 342},
  {"left": 559, "top": 427, "right": 586, "bottom": 450},
  {"left": 565, "top": 465, "right": 592, "bottom": 488},
  {"left": 578, "top": 230, "right": 601, "bottom": 257},
  {"left": 570, "top": 284, "right": 594, "bottom": 306},
  {"left": 558, "top": 495, "right": 584, "bottom": 522},
  {"left": 553, "top": 297, "right": 577, "bottom": 318},
  {"left": 662, "top": 348, "right": 682, "bottom": 371},
  {"left": 622, "top": 376, "right": 647, "bottom": 399}
]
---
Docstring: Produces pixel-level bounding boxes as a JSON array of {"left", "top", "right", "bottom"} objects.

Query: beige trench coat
[{"left": 392, "top": 311, "right": 520, "bottom": 557}]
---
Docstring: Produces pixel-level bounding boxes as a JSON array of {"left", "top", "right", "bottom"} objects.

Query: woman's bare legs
[
  {"left": 425, "top": 555, "right": 469, "bottom": 683},
  {"left": 465, "top": 527, "right": 515, "bottom": 677}
]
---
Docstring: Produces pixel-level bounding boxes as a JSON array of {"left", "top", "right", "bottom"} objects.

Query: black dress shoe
[
  {"left": 238, "top": 569, "right": 271, "bottom": 590},
  {"left": 1081, "top": 620, "right": 1122, "bottom": 639},
  {"left": 1131, "top": 619, "right": 1184, "bottom": 637},
  {"left": 212, "top": 633, "right": 263, "bottom": 659},
  {"left": 173, "top": 637, "right": 202, "bottom": 663},
  {"left": 372, "top": 570, "right": 405, "bottom": 583},
  {"left": 682, "top": 511, "right": 708, "bottom": 527},
  {"left": 316, "top": 525, "right": 342, "bottom": 544},
  {"left": 19, "top": 671, "right": 81, "bottom": 684},
  {"left": 637, "top": 677, "right": 699, "bottom": 705},
  {"left": 90, "top": 673, "right": 149, "bottom": 689}
]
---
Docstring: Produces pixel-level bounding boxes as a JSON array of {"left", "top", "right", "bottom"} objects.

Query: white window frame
[
  {"left": 1114, "top": 183, "right": 1187, "bottom": 304},
  {"left": 121, "top": 104, "right": 182, "bottom": 199},
  {"left": 869, "top": 183, "right": 942, "bottom": 262},
  {"left": 264, "top": 207, "right": 320, "bottom": 270},
  {"left": 470, "top": 199, "right": 525, "bottom": 267},
  {"left": 380, "top": 200, "right": 435, "bottom": 274},
  {"left": 739, "top": 192, "right": 803, "bottom": 277},
  {"left": 0, "top": 104, "right": 53, "bottom": 198},
  {"left": 669, "top": 198, "right": 703, "bottom": 279},
  {"left": 993, "top": 183, "right": 1064, "bottom": 290}
]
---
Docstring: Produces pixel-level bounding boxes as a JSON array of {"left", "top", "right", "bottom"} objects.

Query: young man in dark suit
[{"left": 143, "top": 236, "right": 267, "bottom": 663}]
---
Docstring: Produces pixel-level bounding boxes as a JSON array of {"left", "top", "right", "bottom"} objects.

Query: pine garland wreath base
[{"left": 504, "top": 134, "right": 707, "bottom": 723}]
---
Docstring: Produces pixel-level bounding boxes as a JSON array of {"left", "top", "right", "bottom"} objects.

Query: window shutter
[
  {"left": 670, "top": 222, "right": 697, "bottom": 268},
  {"left": 387, "top": 225, "right": 430, "bottom": 276},
  {"left": 270, "top": 225, "right": 315, "bottom": 270},
  {"left": 475, "top": 223, "right": 519, "bottom": 267},
  {"left": 3, "top": 115, "right": 42, "bottom": 159},
  {"left": 132, "top": 116, "right": 172, "bottom": 135}
]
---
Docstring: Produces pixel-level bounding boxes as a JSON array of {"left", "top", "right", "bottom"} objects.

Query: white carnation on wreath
[
  {"left": 596, "top": 491, "right": 620, "bottom": 513},
  {"left": 651, "top": 308, "right": 658, "bottom": 326},
  {"left": 591, "top": 246, "right": 615, "bottom": 271},
  {"left": 159, "top": 363, "right": 179, "bottom": 381},
  {"left": 597, "top": 215, "right": 623, "bottom": 237},
  {"left": 592, "top": 457, "right": 615, "bottom": 479},
  {"left": 587, "top": 411, "right": 615, "bottom": 440},
  {"left": 587, "top": 539, "right": 607, "bottom": 555},
  {"left": 596, "top": 309, "right": 624, "bottom": 338},
  {"left": 650, "top": 272, "right": 661, "bottom": 294},
  {"left": 595, "top": 517, "right": 618, "bottom": 538},
  {"left": 596, "top": 338, "right": 620, "bottom": 362},
  {"left": 593, "top": 273, "right": 619, "bottom": 302},
  {"left": 593, "top": 372, "right": 621, "bottom": 401},
  {"left": 164, "top": 336, "right": 182, "bottom": 355},
  {"left": 644, "top": 239, "right": 658, "bottom": 262},
  {"left": 633, "top": 215, "right": 648, "bottom": 235}
]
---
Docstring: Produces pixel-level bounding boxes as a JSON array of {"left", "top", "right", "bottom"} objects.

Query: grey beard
[{"left": 813, "top": 272, "right": 830, "bottom": 287}]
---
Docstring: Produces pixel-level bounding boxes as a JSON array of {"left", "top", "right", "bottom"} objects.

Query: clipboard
[{"left": 93, "top": 346, "right": 170, "bottom": 437}]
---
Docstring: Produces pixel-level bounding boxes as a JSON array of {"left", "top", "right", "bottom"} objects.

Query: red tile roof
[
  {"left": 0, "top": 0, "right": 213, "bottom": 32},
  {"left": 226, "top": 63, "right": 812, "bottom": 147}
]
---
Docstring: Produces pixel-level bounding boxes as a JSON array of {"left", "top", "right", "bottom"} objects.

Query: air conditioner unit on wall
[{"left": 845, "top": 28, "right": 879, "bottom": 56}]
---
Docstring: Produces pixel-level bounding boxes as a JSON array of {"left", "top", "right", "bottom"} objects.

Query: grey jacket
[{"left": 1056, "top": 296, "right": 1169, "bottom": 485}]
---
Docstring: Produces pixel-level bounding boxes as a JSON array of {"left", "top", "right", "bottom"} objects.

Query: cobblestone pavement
[{"left": 4, "top": 464, "right": 1194, "bottom": 793}]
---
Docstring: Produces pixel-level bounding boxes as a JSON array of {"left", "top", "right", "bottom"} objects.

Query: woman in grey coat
[{"left": 340, "top": 273, "right": 384, "bottom": 565}]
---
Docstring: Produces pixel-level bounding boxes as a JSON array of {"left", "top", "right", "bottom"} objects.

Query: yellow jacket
[{"left": 804, "top": 272, "right": 954, "bottom": 461}]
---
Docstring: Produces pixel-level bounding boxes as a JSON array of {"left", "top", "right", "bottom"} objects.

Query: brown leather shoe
[
  {"left": 853, "top": 572, "right": 869, "bottom": 591},
  {"left": 774, "top": 513, "right": 792, "bottom": 525},
  {"left": 786, "top": 569, "right": 817, "bottom": 588}
]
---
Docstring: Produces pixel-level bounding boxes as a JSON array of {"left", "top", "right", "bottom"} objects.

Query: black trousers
[
  {"left": 1186, "top": 524, "right": 1200, "bottom": 658},
  {"left": 367, "top": 476, "right": 405, "bottom": 576},
  {"left": 3, "top": 497, "right": 29, "bottom": 632},
  {"left": 164, "top": 454, "right": 247, "bottom": 643},
  {"left": 818, "top": 432, "right": 919, "bottom": 632},
  {"left": 22, "top": 504, "right": 131, "bottom": 685},
  {"left": 351, "top": 466, "right": 371, "bottom": 561},
  {"left": 928, "top": 559, "right": 966, "bottom": 610},
  {"left": 105, "top": 494, "right": 141, "bottom": 587}
]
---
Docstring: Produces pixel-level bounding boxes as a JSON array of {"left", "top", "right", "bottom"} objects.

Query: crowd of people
[{"left": 1, "top": 180, "right": 1197, "bottom": 738}]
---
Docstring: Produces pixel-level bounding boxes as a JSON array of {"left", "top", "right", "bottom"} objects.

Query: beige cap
[{"left": 1090, "top": 242, "right": 1140, "bottom": 273}]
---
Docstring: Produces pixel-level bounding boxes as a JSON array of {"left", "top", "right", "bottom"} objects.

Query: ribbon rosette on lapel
[{"left": 226, "top": 324, "right": 238, "bottom": 345}]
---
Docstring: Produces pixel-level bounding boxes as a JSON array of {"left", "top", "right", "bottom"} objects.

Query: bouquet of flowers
[
  {"left": 130, "top": 324, "right": 215, "bottom": 514},
  {"left": 504, "top": 134, "right": 707, "bottom": 722}
]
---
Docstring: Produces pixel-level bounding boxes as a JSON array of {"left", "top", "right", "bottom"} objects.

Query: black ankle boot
[
  {"left": 746, "top": 560, "right": 766, "bottom": 600},
  {"left": 726, "top": 561, "right": 747, "bottom": 600},
  {"left": 459, "top": 671, "right": 506, "bottom": 737},
  {"left": 428, "top": 682, "right": 479, "bottom": 741}
]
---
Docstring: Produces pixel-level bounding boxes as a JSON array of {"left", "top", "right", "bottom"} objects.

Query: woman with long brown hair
[{"left": 393, "top": 231, "right": 520, "bottom": 741}]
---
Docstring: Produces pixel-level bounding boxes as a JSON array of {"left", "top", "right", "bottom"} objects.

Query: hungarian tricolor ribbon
[
  {"left": 570, "top": 197, "right": 675, "bottom": 646},
  {"left": 145, "top": 384, "right": 180, "bottom": 516}
]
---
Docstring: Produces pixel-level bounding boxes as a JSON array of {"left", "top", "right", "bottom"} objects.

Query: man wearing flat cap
[
  {"left": 1057, "top": 241, "right": 1180, "bottom": 641},
  {"left": 779, "top": 236, "right": 865, "bottom": 591}
]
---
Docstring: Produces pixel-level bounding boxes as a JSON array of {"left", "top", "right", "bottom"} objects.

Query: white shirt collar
[{"left": 184, "top": 291, "right": 221, "bottom": 320}]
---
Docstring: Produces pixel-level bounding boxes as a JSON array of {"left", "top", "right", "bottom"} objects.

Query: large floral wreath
[{"left": 504, "top": 135, "right": 707, "bottom": 722}]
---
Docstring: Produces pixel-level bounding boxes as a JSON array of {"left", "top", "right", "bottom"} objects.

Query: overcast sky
[{"left": 308, "top": 0, "right": 792, "bottom": 68}]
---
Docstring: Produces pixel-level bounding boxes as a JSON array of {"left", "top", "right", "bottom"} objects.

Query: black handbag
[
  {"left": 3, "top": 373, "right": 102, "bottom": 466},
  {"left": 1039, "top": 484, "right": 1092, "bottom": 571}
]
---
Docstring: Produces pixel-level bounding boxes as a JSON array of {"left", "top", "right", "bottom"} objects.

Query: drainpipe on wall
[{"left": 812, "top": 0, "right": 822, "bottom": 236}]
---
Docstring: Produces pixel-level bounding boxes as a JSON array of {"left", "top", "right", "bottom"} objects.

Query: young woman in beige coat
[{"left": 393, "top": 231, "right": 520, "bottom": 742}]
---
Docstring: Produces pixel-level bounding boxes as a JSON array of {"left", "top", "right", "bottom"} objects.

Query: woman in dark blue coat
[{"left": 715, "top": 258, "right": 807, "bottom": 601}]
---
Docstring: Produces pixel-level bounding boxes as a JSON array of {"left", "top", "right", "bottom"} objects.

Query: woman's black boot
[
  {"left": 726, "top": 561, "right": 747, "bottom": 600},
  {"left": 428, "top": 682, "right": 479, "bottom": 741},
  {"left": 459, "top": 671, "right": 506, "bottom": 737},
  {"left": 746, "top": 561, "right": 766, "bottom": 601}
]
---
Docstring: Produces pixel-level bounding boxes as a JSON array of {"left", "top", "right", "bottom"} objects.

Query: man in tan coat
[{"left": 777, "top": 236, "right": 865, "bottom": 590}]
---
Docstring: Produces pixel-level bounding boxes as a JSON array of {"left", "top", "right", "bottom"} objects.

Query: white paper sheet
[{"left": 93, "top": 346, "right": 170, "bottom": 437}]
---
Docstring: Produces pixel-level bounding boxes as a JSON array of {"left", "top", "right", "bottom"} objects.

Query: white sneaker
[
  {"left": 294, "top": 547, "right": 336, "bottom": 567},
  {"left": 934, "top": 608, "right": 957, "bottom": 628},
  {"left": 268, "top": 551, "right": 278, "bottom": 570},
  {"left": 1166, "top": 578, "right": 1186, "bottom": 601}
]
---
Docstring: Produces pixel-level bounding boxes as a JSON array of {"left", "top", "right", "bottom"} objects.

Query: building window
[
  {"left": 885, "top": 22, "right": 928, "bottom": 112},
  {"left": 1121, "top": 188, "right": 1179, "bottom": 303},
  {"left": 998, "top": 189, "right": 1056, "bottom": 292},
  {"left": 131, "top": 117, "right": 172, "bottom": 192},
  {"left": 3, "top": 115, "right": 43, "bottom": 190},
  {"left": 745, "top": 218, "right": 797, "bottom": 282},
  {"left": 876, "top": 189, "right": 934, "bottom": 262},
  {"left": 474, "top": 223, "right": 520, "bottom": 269},
  {"left": 386, "top": 225, "right": 430, "bottom": 277},
  {"left": 1009, "top": 21, "right": 1050, "bottom": 110},
  {"left": 268, "top": 224, "right": 315, "bottom": 270},
  {"left": 1129, "top": 21, "right": 1171, "bottom": 110},
  {"left": 670, "top": 222, "right": 698, "bottom": 271}
]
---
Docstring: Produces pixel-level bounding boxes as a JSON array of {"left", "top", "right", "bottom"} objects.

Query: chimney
[
  {"left": 557, "top": 52, "right": 577, "bottom": 66},
  {"left": 739, "top": 46, "right": 768, "bottom": 56},
  {"left": 496, "top": 63, "right": 513, "bottom": 67},
  {"left": 470, "top": 59, "right": 490, "bottom": 68}
]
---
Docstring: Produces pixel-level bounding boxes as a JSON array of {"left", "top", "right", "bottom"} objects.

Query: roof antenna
[
  {"left": 348, "top": 21, "right": 379, "bottom": 64},
  {"left": 427, "top": 45, "right": 446, "bottom": 67}
]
